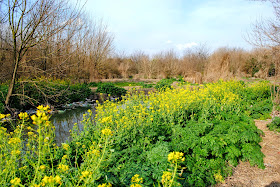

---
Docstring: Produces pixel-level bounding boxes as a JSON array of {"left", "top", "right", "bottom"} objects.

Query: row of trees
[
  {"left": 91, "top": 46, "right": 274, "bottom": 83},
  {"left": 0, "top": 0, "right": 280, "bottom": 110},
  {"left": 0, "top": 0, "right": 113, "bottom": 109}
]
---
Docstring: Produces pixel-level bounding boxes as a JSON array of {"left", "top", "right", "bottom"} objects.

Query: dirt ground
[{"left": 216, "top": 120, "right": 280, "bottom": 187}]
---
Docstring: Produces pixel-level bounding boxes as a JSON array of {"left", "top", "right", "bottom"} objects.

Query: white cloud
[
  {"left": 166, "top": 40, "right": 173, "bottom": 44},
  {"left": 176, "top": 42, "right": 198, "bottom": 50}
]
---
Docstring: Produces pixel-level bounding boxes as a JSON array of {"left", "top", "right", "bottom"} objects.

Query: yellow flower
[
  {"left": 37, "top": 105, "right": 44, "bottom": 110},
  {"left": 28, "top": 132, "right": 34, "bottom": 136},
  {"left": 31, "top": 184, "right": 40, "bottom": 187},
  {"left": 11, "top": 150, "right": 21, "bottom": 155},
  {"left": 58, "top": 164, "right": 69, "bottom": 172},
  {"left": 41, "top": 175, "right": 61, "bottom": 185},
  {"left": 62, "top": 143, "right": 70, "bottom": 151},
  {"left": 76, "top": 142, "right": 81, "bottom": 146},
  {"left": 8, "top": 137, "right": 21, "bottom": 145},
  {"left": 168, "top": 152, "right": 185, "bottom": 163},
  {"left": 10, "top": 177, "right": 21, "bottom": 186},
  {"left": 62, "top": 155, "right": 68, "bottom": 160},
  {"left": 161, "top": 171, "right": 172, "bottom": 185},
  {"left": 80, "top": 171, "right": 91, "bottom": 179},
  {"left": 40, "top": 165, "right": 46, "bottom": 170},
  {"left": 19, "top": 166, "right": 27, "bottom": 171},
  {"left": 18, "top": 112, "right": 29, "bottom": 120},
  {"left": 131, "top": 174, "right": 143, "bottom": 183},
  {"left": 54, "top": 175, "right": 62, "bottom": 184},
  {"left": 214, "top": 172, "right": 224, "bottom": 183},
  {"left": 0, "top": 113, "right": 6, "bottom": 119},
  {"left": 98, "top": 183, "right": 112, "bottom": 187},
  {"left": 31, "top": 115, "right": 37, "bottom": 122},
  {"left": 130, "top": 184, "right": 142, "bottom": 187},
  {"left": 101, "top": 128, "right": 113, "bottom": 136}
]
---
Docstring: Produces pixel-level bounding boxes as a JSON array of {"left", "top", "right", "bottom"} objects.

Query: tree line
[{"left": 0, "top": 0, "right": 280, "bottom": 110}]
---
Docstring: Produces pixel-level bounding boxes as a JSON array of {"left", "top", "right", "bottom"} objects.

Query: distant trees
[
  {"left": 249, "top": 0, "right": 280, "bottom": 47},
  {"left": 248, "top": 0, "right": 280, "bottom": 76},
  {"left": 0, "top": 0, "right": 114, "bottom": 109}
]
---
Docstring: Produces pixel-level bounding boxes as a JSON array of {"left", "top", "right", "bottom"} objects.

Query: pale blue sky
[{"left": 80, "top": 0, "right": 274, "bottom": 55}]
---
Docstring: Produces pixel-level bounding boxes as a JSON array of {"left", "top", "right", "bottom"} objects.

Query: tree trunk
[{"left": 5, "top": 56, "right": 19, "bottom": 107}]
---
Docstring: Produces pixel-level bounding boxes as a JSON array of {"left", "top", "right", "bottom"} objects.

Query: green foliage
[
  {"left": 0, "top": 80, "right": 273, "bottom": 186},
  {"left": 0, "top": 79, "right": 92, "bottom": 111},
  {"left": 138, "top": 82, "right": 154, "bottom": 88},
  {"left": 244, "top": 58, "right": 261, "bottom": 77},
  {"left": 0, "top": 84, "right": 8, "bottom": 113},
  {"left": 72, "top": 80, "right": 270, "bottom": 186},
  {"left": 267, "top": 116, "right": 280, "bottom": 132},
  {"left": 96, "top": 82, "right": 127, "bottom": 97},
  {"left": 155, "top": 78, "right": 175, "bottom": 91},
  {"left": 87, "top": 82, "right": 99, "bottom": 87}
]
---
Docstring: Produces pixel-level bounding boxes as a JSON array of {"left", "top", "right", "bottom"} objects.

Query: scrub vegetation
[{"left": 0, "top": 80, "right": 273, "bottom": 186}]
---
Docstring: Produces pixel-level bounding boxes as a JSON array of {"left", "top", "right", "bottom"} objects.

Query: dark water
[{"left": 50, "top": 107, "right": 95, "bottom": 145}]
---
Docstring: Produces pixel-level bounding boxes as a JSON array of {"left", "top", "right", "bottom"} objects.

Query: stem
[
  {"left": 32, "top": 122, "right": 41, "bottom": 184},
  {"left": 169, "top": 162, "right": 178, "bottom": 187},
  {"left": 75, "top": 136, "right": 109, "bottom": 187}
]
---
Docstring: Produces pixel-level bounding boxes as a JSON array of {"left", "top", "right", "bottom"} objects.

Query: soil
[{"left": 216, "top": 120, "right": 280, "bottom": 187}]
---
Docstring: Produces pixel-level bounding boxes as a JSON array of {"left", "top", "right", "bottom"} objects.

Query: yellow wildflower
[
  {"left": 161, "top": 171, "right": 172, "bottom": 185},
  {"left": 41, "top": 175, "right": 61, "bottom": 185},
  {"left": 76, "top": 142, "right": 81, "bottom": 146},
  {"left": 62, "top": 155, "right": 68, "bottom": 160},
  {"left": 80, "top": 171, "right": 91, "bottom": 179},
  {"left": 18, "top": 112, "right": 29, "bottom": 120},
  {"left": 0, "top": 113, "right": 6, "bottom": 119},
  {"left": 54, "top": 175, "right": 62, "bottom": 184},
  {"left": 214, "top": 172, "right": 224, "bottom": 183},
  {"left": 101, "top": 128, "right": 113, "bottom": 136},
  {"left": 37, "top": 105, "right": 44, "bottom": 110},
  {"left": 10, "top": 177, "right": 21, "bottom": 186},
  {"left": 8, "top": 137, "right": 21, "bottom": 145},
  {"left": 131, "top": 174, "right": 143, "bottom": 183},
  {"left": 11, "top": 150, "right": 21, "bottom": 155},
  {"left": 130, "top": 184, "right": 142, "bottom": 187},
  {"left": 40, "top": 165, "right": 46, "bottom": 170},
  {"left": 62, "top": 143, "right": 70, "bottom": 151},
  {"left": 28, "top": 132, "right": 34, "bottom": 136},
  {"left": 58, "top": 164, "right": 69, "bottom": 172},
  {"left": 168, "top": 151, "right": 185, "bottom": 163}
]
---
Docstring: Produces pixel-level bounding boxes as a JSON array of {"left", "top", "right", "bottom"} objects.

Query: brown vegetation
[{"left": 1, "top": 0, "right": 280, "bottom": 110}]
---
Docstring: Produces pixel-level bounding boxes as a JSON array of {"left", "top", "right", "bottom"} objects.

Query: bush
[
  {"left": 267, "top": 117, "right": 280, "bottom": 132},
  {"left": 0, "top": 79, "right": 92, "bottom": 111},
  {"left": 87, "top": 82, "right": 99, "bottom": 87},
  {"left": 96, "top": 82, "right": 127, "bottom": 97},
  {"left": 0, "top": 84, "right": 8, "bottom": 113},
  {"left": 154, "top": 78, "right": 175, "bottom": 91}
]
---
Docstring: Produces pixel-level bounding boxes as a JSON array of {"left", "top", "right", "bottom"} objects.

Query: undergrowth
[{"left": 0, "top": 80, "right": 273, "bottom": 186}]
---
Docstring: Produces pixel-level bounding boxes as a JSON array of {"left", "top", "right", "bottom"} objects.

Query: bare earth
[{"left": 217, "top": 120, "right": 280, "bottom": 187}]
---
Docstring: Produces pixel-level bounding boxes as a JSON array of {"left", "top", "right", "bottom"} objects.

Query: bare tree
[
  {"left": 2, "top": 0, "right": 83, "bottom": 108},
  {"left": 248, "top": 0, "right": 280, "bottom": 76},
  {"left": 86, "top": 20, "right": 114, "bottom": 81}
]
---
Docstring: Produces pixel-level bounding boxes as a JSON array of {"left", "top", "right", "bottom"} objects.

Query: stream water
[{"left": 50, "top": 106, "right": 96, "bottom": 145}]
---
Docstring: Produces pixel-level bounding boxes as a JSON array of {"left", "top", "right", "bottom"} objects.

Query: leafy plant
[
  {"left": 96, "top": 82, "right": 127, "bottom": 97},
  {"left": 267, "top": 116, "right": 280, "bottom": 132}
]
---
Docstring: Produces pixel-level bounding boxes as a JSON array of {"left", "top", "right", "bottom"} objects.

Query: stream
[{"left": 50, "top": 106, "right": 96, "bottom": 145}]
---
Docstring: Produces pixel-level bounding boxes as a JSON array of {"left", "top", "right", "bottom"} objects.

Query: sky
[{"left": 79, "top": 0, "right": 274, "bottom": 56}]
